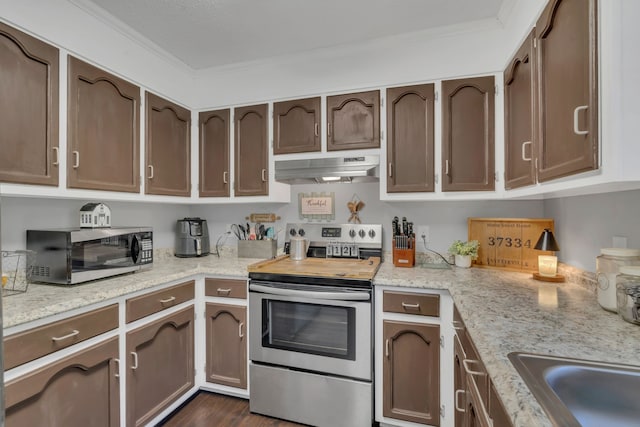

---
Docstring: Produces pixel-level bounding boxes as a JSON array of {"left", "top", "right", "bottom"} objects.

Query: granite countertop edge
[{"left": 5, "top": 255, "right": 640, "bottom": 427}]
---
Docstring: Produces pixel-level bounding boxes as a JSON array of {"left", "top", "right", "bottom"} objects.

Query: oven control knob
[
  {"left": 289, "top": 228, "right": 297, "bottom": 236},
  {"left": 368, "top": 229, "right": 376, "bottom": 239},
  {"left": 349, "top": 229, "right": 356, "bottom": 238},
  {"left": 298, "top": 228, "right": 305, "bottom": 237},
  {"left": 358, "top": 229, "right": 366, "bottom": 238}
]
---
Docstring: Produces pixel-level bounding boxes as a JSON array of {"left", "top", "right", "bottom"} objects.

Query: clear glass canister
[
  {"left": 616, "top": 266, "right": 640, "bottom": 325},
  {"left": 596, "top": 248, "right": 640, "bottom": 312}
]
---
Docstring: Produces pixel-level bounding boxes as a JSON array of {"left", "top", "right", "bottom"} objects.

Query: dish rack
[
  {"left": 2, "top": 250, "right": 36, "bottom": 296},
  {"left": 392, "top": 238, "right": 415, "bottom": 268}
]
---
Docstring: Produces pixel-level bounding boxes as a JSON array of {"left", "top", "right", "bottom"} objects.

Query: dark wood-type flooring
[{"left": 159, "top": 392, "right": 306, "bottom": 427}]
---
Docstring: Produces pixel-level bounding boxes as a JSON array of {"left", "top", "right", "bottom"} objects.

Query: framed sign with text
[
  {"left": 298, "top": 192, "right": 335, "bottom": 221},
  {"left": 468, "top": 218, "right": 555, "bottom": 272}
]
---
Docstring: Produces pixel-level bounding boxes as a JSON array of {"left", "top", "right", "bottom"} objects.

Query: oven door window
[{"left": 262, "top": 299, "right": 356, "bottom": 360}]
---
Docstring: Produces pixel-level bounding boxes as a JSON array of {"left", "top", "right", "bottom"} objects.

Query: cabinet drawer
[
  {"left": 126, "top": 280, "right": 194, "bottom": 323},
  {"left": 205, "top": 278, "right": 247, "bottom": 299},
  {"left": 4, "top": 304, "right": 118, "bottom": 370},
  {"left": 383, "top": 291, "right": 439, "bottom": 316}
]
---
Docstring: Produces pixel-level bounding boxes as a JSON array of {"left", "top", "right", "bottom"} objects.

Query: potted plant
[{"left": 448, "top": 240, "right": 479, "bottom": 268}]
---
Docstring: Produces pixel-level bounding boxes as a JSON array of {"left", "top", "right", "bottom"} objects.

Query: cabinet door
[
  {"left": 0, "top": 22, "right": 59, "bottom": 186},
  {"left": 387, "top": 84, "right": 435, "bottom": 193},
  {"left": 205, "top": 303, "right": 247, "bottom": 389},
  {"left": 5, "top": 337, "right": 119, "bottom": 427},
  {"left": 327, "top": 90, "right": 380, "bottom": 151},
  {"left": 145, "top": 92, "right": 191, "bottom": 196},
  {"left": 199, "top": 109, "right": 230, "bottom": 197},
  {"left": 504, "top": 30, "right": 536, "bottom": 190},
  {"left": 489, "top": 381, "right": 513, "bottom": 427},
  {"left": 273, "top": 97, "right": 320, "bottom": 154},
  {"left": 67, "top": 56, "right": 140, "bottom": 192},
  {"left": 535, "top": 0, "right": 598, "bottom": 182},
  {"left": 383, "top": 320, "right": 440, "bottom": 425},
  {"left": 442, "top": 76, "right": 495, "bottom": 191},
  {"left": 234, "top": 104, "right": 268, "bottom": 196},
  {"left": 126, "top": 306, "right": 194, "bottom": 427},
  {"left": 454, "top": 335, "right": 467, "bottom": 427}
]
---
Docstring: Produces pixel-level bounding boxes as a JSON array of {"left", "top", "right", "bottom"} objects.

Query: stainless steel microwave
[{"left": 27, "top": 227, "right": 153, "bottom": 285}]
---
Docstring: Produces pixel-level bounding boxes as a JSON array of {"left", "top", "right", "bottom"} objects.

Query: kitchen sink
[{"left": 509, "top": 352, "right": 640, "bottom": 427}]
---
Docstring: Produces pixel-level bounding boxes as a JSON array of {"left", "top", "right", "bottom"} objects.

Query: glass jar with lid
[
  {"left": 596, "top": 248, "right": 640, "bottom": 312},
  {"left": 616, "top": 266, "right": 640, "bottom": 325}
]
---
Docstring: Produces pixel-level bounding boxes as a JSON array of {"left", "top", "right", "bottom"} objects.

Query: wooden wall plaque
[{"left": 468, "top": 218, "right": 555, "bottom": 272}]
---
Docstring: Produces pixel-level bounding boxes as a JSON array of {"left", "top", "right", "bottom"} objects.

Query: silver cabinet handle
[
  {"left": 445, "top": 159, "right": 450, "bottom": 176},
  {"left": 385, "top": 338, "right": 390, "bottom": 358},
  {"left": 327, "top": 122, "right": 331, "bottom": 136},
  {"left": 388, "top": 163, "right": 393, "bottom": 177},
  {"left": 114, "top": 358, "right": 120, "bottom": 378},
  {"left": 217, "top": 288, "right": 231, "bottom": 295},
  {"left": 52, "top": 147, "right": 59, "bottom": 166},
  {"left": 463, "top": 359, "right": 487, "bottom": 377},
  {"left": 130, "top": 351, "right": 139, "bottom": 370},
  {"left": 455, "top": 389, "right": 466, "bottom": 412},
  {"left": 521, "top": 141, "right": 532, "bottom": 161},
  {"left": 159, "top": 296, "right": 176, "bottom": 304},
  {"left": 452, "top": 320, "right": 465, "bottom": 331},
  {"left": 261, "top": 169, "right": 267, "bottom": 182},
  {"left": 51, "top": 329, "right": 79, "bottom": 342},
  {"left": 314, "top": 123, "right": 319, "bottom": 137},
  {"left": 223, "top": 171, "right": 228, "bottom": 184},
  {"left": 239, "top": 322, "right": 244, "bottom": 338},
  {"left": 72, "top": 151, "right": 80, "bottom": 169},
  {"left": 401, "top": 302, "right": 420, "bottom": 310},
  {"left": 148, "top": 165, "right": 154, "bottom": 179},
  {"left": 573, "top": 105, "right": 589, "bottom": 135}
]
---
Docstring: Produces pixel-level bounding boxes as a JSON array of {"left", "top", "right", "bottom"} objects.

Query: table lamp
[{"left": 533, "top": 228, "right": 565, "bottom": 282}]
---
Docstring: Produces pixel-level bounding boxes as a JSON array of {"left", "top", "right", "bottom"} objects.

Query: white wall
[
  {"left": 543, "top": 189, "right": 640, "bottom": 272},
  {"left": 0, "top": 197, "right": 191, "bottom": 251}
]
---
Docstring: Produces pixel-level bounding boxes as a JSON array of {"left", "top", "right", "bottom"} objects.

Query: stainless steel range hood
[{"left": 275, "top": 155, "right": 379, "bottom": 184}]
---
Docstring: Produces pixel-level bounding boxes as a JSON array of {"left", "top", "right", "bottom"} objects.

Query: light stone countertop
[{"left": 4, "top": 253, "right": 640, "bottom": 427}]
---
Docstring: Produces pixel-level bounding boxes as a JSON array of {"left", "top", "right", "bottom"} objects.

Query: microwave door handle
[{"left": 249, "top": 283, "right": 370, "bottom": 301}]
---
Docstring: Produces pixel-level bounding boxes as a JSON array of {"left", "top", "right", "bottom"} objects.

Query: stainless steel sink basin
[{"left": 509, "top": 352, "right": 640, "bottom": 427}]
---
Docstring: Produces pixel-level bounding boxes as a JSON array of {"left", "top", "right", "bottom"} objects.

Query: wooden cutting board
[
  {"left": 248, "top": 255, "right": 382, "bottom": 280},
  {"left": 468, "top": 218, "right": 555, "bottom": 272}
]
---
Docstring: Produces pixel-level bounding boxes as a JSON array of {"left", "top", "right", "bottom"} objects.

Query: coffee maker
[{"left": 175, "top": 218, "right": 210, "bottom": 257}]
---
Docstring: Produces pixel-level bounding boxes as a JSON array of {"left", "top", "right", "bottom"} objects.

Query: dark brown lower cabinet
[
  {"left": 453, "top": 306, "right": 512, "bottom": 427},
  {"left": 5, "top": 337, "right": 120, "bottom": 427},
  {"left": 126, "top": 306, "right": 195, "bottom": 427},
  {"left": 205, "top": 303, "right": 247, "bottom": 389},
  {"left": 383, "top": 320, "right": 440, "bottom": 425}
]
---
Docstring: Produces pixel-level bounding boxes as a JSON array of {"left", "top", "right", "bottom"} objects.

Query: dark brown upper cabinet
[
  {"left": 234, "top": 104, "right": 268, "bottom": 196},
  {"left": 273, "top": 97, "right": 320, "bottom": 154},
  {"left": 0, "top": 22, "right": 59, "bottom": 186},
  {"left": 387, "top": 84, "right": 435, "bottom": 193},
  {"left": 504, "top": 30, "right": 536, "bottom": 190},
  {"left": 145, "top": 92, "right": 191, "bottom": 197},
  {"left": 327, "top": 90, "right": 380, "bottom": 151},
  {"left": 199, "top": 109, "right": 230, "bottom": 197},
  {"left": 441, "top": 76, "right": 495, "bottom": 191},
  {"left": 535, "top": 0, "right": 598, "bottom": 182},
  {"left": 67, "top": 56, "right": 140, "bottom": 193}
]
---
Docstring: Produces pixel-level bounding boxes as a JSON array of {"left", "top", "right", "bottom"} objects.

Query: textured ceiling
[{"left": 84, "top": 0, "right": 506, "bottom": 70}]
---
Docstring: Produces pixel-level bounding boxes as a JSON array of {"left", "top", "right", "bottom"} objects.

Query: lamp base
[{"left": 532, "top": 272, "right": 565, "bottom": 282}]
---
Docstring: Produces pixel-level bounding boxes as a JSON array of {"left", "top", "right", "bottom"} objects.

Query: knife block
[{"left": 393, "top": 238, "right": 415, "bottom": 268}]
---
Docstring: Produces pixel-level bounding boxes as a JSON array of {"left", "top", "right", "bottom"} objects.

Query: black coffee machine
[{"left": 175, "top": 218, "right": 210, "bottom": 257}]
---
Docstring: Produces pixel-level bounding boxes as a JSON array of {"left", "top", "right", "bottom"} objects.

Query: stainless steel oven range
[{"left": 248, "top": 223, "right": 382, "bottom": 427}]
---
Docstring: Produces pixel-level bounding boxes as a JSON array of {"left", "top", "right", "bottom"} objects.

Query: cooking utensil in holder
[
  {"left": 393, "top": 238, "right": 415, "bottom": 268},
  {"left": 2, "top": 250, "right": 35, "bottom": 296}
]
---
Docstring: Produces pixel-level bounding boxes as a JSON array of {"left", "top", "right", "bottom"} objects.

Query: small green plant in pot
[{"left": 448, "top": 240, "right": 479, "bottom": 268}]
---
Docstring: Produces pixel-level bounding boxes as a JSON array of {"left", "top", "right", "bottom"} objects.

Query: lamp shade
[{"left": 534, "top": 229, "right": 560, "bottom": 251}]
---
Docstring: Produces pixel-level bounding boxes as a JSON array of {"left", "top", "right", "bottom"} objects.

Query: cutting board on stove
[{"left": 247, "top": 255, "right": 381, "bottom": 280}]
